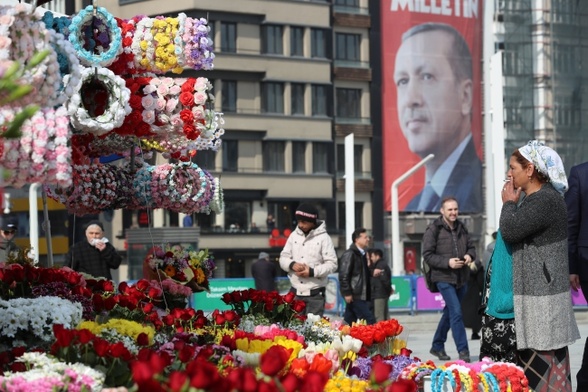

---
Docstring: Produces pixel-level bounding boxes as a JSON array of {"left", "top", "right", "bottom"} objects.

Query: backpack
[{"left": 422, "top": 223, "right": 441, "bottom": 293}]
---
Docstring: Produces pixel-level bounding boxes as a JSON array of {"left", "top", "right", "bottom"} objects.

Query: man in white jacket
[{"left": 279, "top": 203, "right": 338, "bottom": 316}]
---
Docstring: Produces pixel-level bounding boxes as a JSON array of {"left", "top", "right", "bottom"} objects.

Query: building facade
[{"left": 88, "top": 0, "right": 375, "bottom": 279}]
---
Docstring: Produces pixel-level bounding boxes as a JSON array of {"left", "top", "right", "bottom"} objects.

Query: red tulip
[
  {"left": 260, "top": 345, "right": 291, "bottom": 377},
  {"left": 371, "top": 361, "right": 392, "bottom": 384},
  {"left": 386, "top": 379, "right": 418, "bottom": 392},
  {"left": 168, "top": 371, "right": 189, "bottom": 391}
]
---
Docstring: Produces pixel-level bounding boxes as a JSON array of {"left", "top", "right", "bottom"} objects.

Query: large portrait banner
[{"left": 382, "top": 0, "right": 484, "bottom": 213}]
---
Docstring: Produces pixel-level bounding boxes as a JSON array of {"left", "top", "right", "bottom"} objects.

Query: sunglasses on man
[{"left": 2, "top": 230, "right": 15, "bottom": 235}]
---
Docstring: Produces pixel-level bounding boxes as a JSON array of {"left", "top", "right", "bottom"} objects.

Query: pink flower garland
[{"left": 0, "top": 106, "right": 71, "bottom": 188}]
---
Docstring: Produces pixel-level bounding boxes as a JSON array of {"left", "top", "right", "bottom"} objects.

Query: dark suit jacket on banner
[{"left": 405, "top": 138, "right": 482, "bottom": 213}]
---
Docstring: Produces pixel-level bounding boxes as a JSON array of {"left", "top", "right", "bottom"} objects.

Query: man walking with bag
[{"left": 423, "top": 197, "right": 476, "bottom": 362}]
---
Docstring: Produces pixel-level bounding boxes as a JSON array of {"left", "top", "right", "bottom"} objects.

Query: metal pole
[
  {"left": 29, "top": 183, "right": 40, "bottom": 265},
  {"left": 391, "top": 154, "right": 434, "bottom": 275},
  {"left": 344, "top": 134, "right": 355, "bottom": 246},
  {"left": 41, "top": 187, "right": 54, "bottom": 267}
]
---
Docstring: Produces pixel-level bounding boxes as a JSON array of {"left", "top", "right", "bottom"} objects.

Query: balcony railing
[
  {"left": 334, "top": 116, "right": 372, "bottom": 125},
  {"left": 333, "top": 5, "right": 369, "bottom": 15},
  {"left": 333, "top": 59, "right": 370, "bottom": 69}
]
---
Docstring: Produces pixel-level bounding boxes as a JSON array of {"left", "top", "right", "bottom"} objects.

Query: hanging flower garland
[
  {"left": 42, "top": 11, "right": 71, "bottom": 37},
  {"left": 2, "top": 3, "right": 61, "bottom": 108},
  {"left": 0, "top": 107, "right": 71, "bottom": 188},
  {"left": 113, "top": 76, "right": 155, "bottom": 137},
  {"left": 165, "top": 162, "right": 209, "bottom": 213},
  {"left": 0, "top": 6, "right": 16, "bottom": 61},
  {"left": 66, "top": 66, "right": 131, "bottom": 135},
  {"left": 132, "top": 165, "right": 156, "bottom": 209},
  {"left": 48, "top": 163, "right": 124, "bottom": 216},
  {"left": 151, "top": 16, "right": 182, "bottom": 74},
  {"left": 48, "top": 29, "right": 81, "bottom": 106},
  {"left": 182, "top": 16, "right": 215, "bottom": 71},
  {"left": 207, "top": 176, "right": 224, "bottom": 214},
  {"left": 68, "top": 5, "right": 122, "bottom": 67},
  {"left": 108, "top": 16, "right": 138, "bottom": 75}
]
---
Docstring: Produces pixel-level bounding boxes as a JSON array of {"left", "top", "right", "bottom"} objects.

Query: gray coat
[{"left": 501, "top": 183, "right": 580, "bottom": 350}]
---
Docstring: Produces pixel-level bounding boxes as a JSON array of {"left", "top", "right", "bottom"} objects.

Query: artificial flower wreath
[
  {"left": 68, "top": 5, "right": 122, "bottom": 67},
  {"left": 66, "top": 66, "right": 131, "bottom": 135}
]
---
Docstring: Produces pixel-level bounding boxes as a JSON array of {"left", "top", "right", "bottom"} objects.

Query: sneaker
[
  {"left": 429, "top": 348, "right": 450, "bottom": 361},
  {"left": 471, "top": 333, "right": 481, "bottom": 340},
  {"left": 458, "top": 351, "right": 471, "bottom": 363}
]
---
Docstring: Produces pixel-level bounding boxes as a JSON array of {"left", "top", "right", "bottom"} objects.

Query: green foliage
[{"left": 0, "top": 49, "right": 50, "bottom": 138}]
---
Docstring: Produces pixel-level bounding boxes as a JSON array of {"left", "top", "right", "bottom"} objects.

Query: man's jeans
[
  {"left": 577, "top": 281, "right": 588, "bottom": 391},
  {"left": 343, "top": 299, "right": 377, "bottom": 325},
  {"left": 432, "top": 281, "right": 469, "bottom": 353}
]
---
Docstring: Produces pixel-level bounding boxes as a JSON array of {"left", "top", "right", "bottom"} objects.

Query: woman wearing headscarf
[{"left": 497, "top": 140, "right": 579, "bottom": 391}]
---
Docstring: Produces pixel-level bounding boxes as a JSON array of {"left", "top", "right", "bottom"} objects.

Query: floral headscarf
[{"left": 518, "top": 140, "right": 568, "bottom": 194}]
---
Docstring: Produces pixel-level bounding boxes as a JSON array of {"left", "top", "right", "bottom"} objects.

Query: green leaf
[
  {"left": 0, "top": 85, "right": 33, "bottom": 105},
  {"left": 1, "top": 62, "right": 22, "bottom": 80},
  {"left": 2, "top": 105, "right": 38, "bottom": 138},
  {"left": 26, "top": 49, "right": 50, "bottom": 69}
]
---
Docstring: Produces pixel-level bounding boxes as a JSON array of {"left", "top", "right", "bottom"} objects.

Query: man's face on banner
[{"left": 394, "top": 31, "right": 471, "bottom": 158}]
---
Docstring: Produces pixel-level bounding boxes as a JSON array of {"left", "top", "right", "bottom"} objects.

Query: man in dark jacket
[
  {"left": 566, "top": 161, "right": 588, "bottom": 391},
  {"left": 64, "top": 220, "right": 122, "bottom": 280},
  {"left": 423, "top": 197, "right": 476, "bottom": 362},
  {"left": 251, "top": 251, "right": 277, "bottom": 292},
  {"left": 0, "top": 218, "right": 20, "bottom": 263},
  {"left": 368, "top": 248, "right": 393, "bottom": 322},
  {"left": 339, "top": 228, "right": 376, "bottom": 325}
]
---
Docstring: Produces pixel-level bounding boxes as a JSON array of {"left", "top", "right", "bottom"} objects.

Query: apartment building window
[
  {"left": 222, "top": 80, "right": 237, "bottom": 113},
  {"left": 336, "top": 144, "right": 363, "bottom": 176},
  {"left": 221, "top": 22, "right": 236, "bottom": 53},
  {"left": 336, "top": 88, "right": 361, "bottom": 118},
  {"left": 262, "top": 25, "right": 283, "bottom": 55},
  {"left": 262, "top": 82, "right": 284, "bottom": 114},
  {"left": 263, "top": 141, "right": 285, "bottom": 172},
  {"left": 311, "top": 28, "right": 327, "bottom": 58},
  {"left": 338, "top": 201, "right": 363, "bottom": 231},
  {"left": 313, "top": 142, "right": 331, "bottom": 174},
  {"left": 335, "top": 0, "right": 358, "bottom": 5},
  {"left": 555, "top": 95, "right": 581, "bottom": 127},
  {"left": 552, "top": 0, "right": 574, "bottom": 24},
  {"left": 312, "top": 84, "right": 328, "bottom": 116},
  {"left": 291, "top": 83, "right": 305, "bottom": 115},
  {"left": 335, "top": 33, "right": 360, "bottom": 61},
  {"left": 553, "top": 44, "right": 577, "bottom": 75},
  {"left": 224, "top": 201, "right": 250, "bottom": 233},
  {"left": 504, "top": 96, "right": 523, "bottom": 125},
  {"left": 208, "top": 21, "right": 216, "bottom": 50},
  {"left": 222, "top": 140, "right": 238, "bottom": 172},
  {"left": 193, "top": 150, "right": 216, "bottom": 171},
  {"left": 290, "top": 27, "right": 304, "bottom": 56},
  {"left": 292, "top": 141, "right": 306, "bottom": 173}
]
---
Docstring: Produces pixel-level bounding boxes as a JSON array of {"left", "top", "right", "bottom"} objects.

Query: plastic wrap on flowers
[
  {"left": 0, "top": 106, "right": 72, "bottom": 188},
  {"left": 1, "top": 3, "right": 61, "bottom": 108},
  {"left": 68, "top": 5, "right": 122, "bottom": 67},
  {"left": 66, "top": 66, "right": 131, "bottom": 135},
  {"left": 47, "top": 163, "right": 128, "bottom": 216}
]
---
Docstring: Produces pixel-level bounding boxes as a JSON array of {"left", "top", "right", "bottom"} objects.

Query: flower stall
[{"left": 0, "top": 2, "right": 533, "bottom": 391}]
